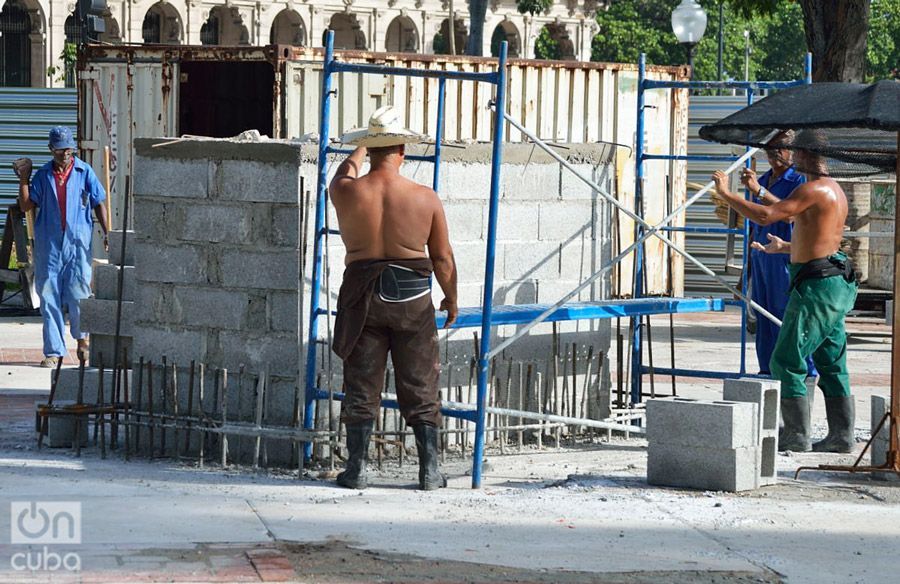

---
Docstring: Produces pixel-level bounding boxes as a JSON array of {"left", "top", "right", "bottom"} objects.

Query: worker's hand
[
  {"left": 712, "top": 170, "right": 730, "bottom": 196},
  {"left": 751, "top": 233, "right": 787, "bottom": 254},
  {"left": 740, "top": 168, "right": 760, "bottom": 195},
  {"left": 12, "top": 158, "right": 33, "bottom": 183},
  {"left": 439, "top": 298, "right": 458, "bottom": 329}
]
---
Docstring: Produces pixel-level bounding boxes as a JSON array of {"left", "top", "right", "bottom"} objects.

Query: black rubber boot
[
  {"left": 337, "top": 421, "right": 373, "bottom": 489},
  {"left": 413, "top": 425, "right": 447, "bottom": 491},
  {"left": 812, "top": 396, "right": 855, "bottom": 453},
  {"left": 779, "top": 397, "right": 811, "bottom": 452}
]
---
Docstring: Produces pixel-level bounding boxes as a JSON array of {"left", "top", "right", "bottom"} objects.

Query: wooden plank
[
  {"left": 459, "top": 62, "right": 475, "bottom": 140},
  {"left": 584, "top": 69, "right": 600, "bottom": 143},
  {"left": 507, "top": 65, "right": 524, "bottom": 142},
  {"left": 555, "top": 68, "right": 571, "bottom": 142},
  {"left": 613, "top": 70, "right": 638, "bottom": 296},
  {"left": 570, "top": 69, "right": 586, "bottom": 143},
  {"left": 538, "top": 67, "right": 554, "bottom": 141},
  {"left": 600, "top": 69, "right": 615, "bottom": 144},
  {"left": 522, "top": 66, "right": 539, "bottom": 139},
  {"left": 669, "top": 77, "right": 690, "bottom": 296}
]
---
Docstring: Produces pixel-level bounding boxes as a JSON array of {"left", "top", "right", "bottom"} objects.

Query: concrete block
[
  {"left": 134, "top": 156, "right": 209, "bottom": 199},
  {"left": 134, "top": 242, "right": 207, "bottom": 285},
  {"left": 398, "top": 160, "right": 434, "bottom": 185},
  {"left": 88, "top": 334, "right": 133, "bottom": 368},
  {"left": 561, "top": 163, "right": 614, "bottom": 200},
  {"left": 539, "top": 202, "right": 593, "bottom": 240},
  {"left": 451, "top": 241, "right": 500, "bottom": 285},
  {"left": 133, "top": 198, "right": 169, "bottom": 242},
  {"left": 133, "top": 325, "right": 208, "bottom": 368},
  {"left": 502, "top": 164, "right": 560, "bottom": 201},
  {"left": 178, "top": 204, "right": 256, "bottom": 244},
  {"left": 52, "top": 367, "right": 133, "bottom": 405},
  {"left": 504, "top": 241, "right": 560, "bottom": 280},
  {"left": 887, "top": 300, "right": 893, "bottom": 327},
  {"left": 497, "top": 203, "right": 540, "bottom": 242},
  {"left": 723, "top": 378, "right": 780, "bottom": 486},
  {"left": 646, "top": 397, "right": 758, "bottom": 449},
  {"left": 216, "top": 160, "right": 302, "bottom": 204},
  {"left": 444, "top": 202, "right": 486, "bottom": 242},
  {"left": 436, "top": 163, "right": 492, "bottom": 200},
  {"left": 271, "top": 205, "right": 300, "bottom": 248},
  {"left": 218, "top": 331, "right": 300, "bottom": 378},
  {"left": 170, "top": 286, "right": 257, "bottom": 331},
  {"left": 107, "top": 230, "right": 135, "bottom": 267},
  {"left": 43, "top": 402, "right": 90, "bottom": 448},
  {"left": 647, "top": 442, "right": 761, "bottom": 492},
  {"left": 93, "top": 264, "right": 136, "bottom": 301},
  {"left": 219, "top": 250, "right": 299, "bottom": 290},
  {"left": 268, "top": 291, "right": 299, "bottom": 333},
  {"left": 80, "top": 298, "right": 134, "bottom": 337},
  {"left": 871, "top": 394, "right": 900, "bottom": 482}
]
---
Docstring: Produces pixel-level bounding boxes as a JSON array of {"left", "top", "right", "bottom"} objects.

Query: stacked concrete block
[
  {"left": 647, "top": 397, "right": 761, "bottom": 492},
  {"left": 871, "top": 395, "right": 900, "bottom": 482},
  {"left": 723, "top": 378, "right": 780, "bottom": 486}
]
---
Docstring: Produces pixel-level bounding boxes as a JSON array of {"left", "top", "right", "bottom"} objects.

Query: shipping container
[{"left": 77, "top": 44, "right": 689, "bottom": 295}]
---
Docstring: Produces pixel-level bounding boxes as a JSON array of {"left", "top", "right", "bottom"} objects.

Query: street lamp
[{"left": 671, "top": 0, "right": 708, "bottom": 78}]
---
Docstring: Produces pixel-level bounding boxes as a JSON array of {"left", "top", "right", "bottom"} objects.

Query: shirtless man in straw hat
[{"left": 330, "top": 105, "right": 457, "bottom": 491}]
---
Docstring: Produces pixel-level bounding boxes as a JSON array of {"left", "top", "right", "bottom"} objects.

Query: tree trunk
[
  {"left": 799, "top": 0, "right": 871, "bottom": 82},
  {"left": 467, "top": 0, "right": 489, "bottom": 56}
]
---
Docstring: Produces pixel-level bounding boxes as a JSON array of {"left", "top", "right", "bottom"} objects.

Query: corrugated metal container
[
  {"left": 0, "top": 88, "right": 77, "bottom": 236},
  {"left": 77, "top": 44, "right": 689, "bottom": 295}
]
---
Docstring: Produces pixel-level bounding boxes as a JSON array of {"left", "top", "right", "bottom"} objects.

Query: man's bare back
[{"left": 332, "top": 168, "right": 439, "bottom": 264}]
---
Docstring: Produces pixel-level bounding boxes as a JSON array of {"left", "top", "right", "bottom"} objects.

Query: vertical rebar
[
  {"left": 161, "top": 356, "right": 168, "bottom": 456},
  {"left": 135, "top": 356, "right": 143, "bottom": 454},
  {"left": 198, "top": 362, "right": 205, "bottom": 468},
  {"left": 123, "top": 348, "right": 130, "bottom": 460},
  {"left": 220, "top": 368, "right": 228, "bottom": 468},
  {"left": 171, "top": 361, "right": 179, "bottom": 461},
  {"left": 536, "top": 371, "right": 543, "bottom": 450},
  {"left": 147, "top": 361, "right": 154, "bottom": 458},
  {"left": 184, "top": 360, "right": 195, "bottom": 457}
]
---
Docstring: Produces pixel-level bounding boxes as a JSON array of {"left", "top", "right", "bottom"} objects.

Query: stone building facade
[{"left": 0, "top": 0, "right": 603, "bottom": 88}]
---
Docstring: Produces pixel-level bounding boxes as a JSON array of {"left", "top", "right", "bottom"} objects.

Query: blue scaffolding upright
[{"left": 630, "top": 52, "right": 813, "bottom": 404}]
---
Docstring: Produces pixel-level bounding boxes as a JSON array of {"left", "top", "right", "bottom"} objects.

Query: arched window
[
  {"left": 0, "top": 1, "right": 32, "bottom": 86},
  {"left": 433, "top": 17, "right": 467, "bottom": 55},
  {"left": 328, "top": 13, "right": 366, "bottom": 50},
  {"left": 385, "top": 16, "right": 418, "bottom": 53},
  {"left": 200, "top": 11, "right": 220, "bottom": 45},
  {"left": 490, "top": 21, "right": 521, "bottom": 58},
  {"left": 270, "top": 9, "right": 306, "bottom": 46},
  {"left": 63, "top": 15, "right": 81, "bottom": 88},
  {"left": 201, "top": 6, "right": 248, "bottom": 46},
  {"left": 142, "top": 1, "right": 183, "bottom": 45},
  {"left": 534, "top": 23, "right": 575, "bottom": 61}
]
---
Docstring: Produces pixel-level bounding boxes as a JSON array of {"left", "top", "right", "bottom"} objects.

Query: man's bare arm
[
  {"left": 713, "top": 171, "right": 815, "bottom": 226},
  {"left": 18, "top": 181, "right": 35, "bottom": 212},
  {"left": 427, "top": 196, "right": 458, "bottom": 327},
  {"left": 329, "top": 147, "right": 367, "bottom": 197}
]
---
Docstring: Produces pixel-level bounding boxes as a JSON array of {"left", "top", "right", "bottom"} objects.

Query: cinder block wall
[{"left": 132, "top": 138, "right": 616, "bottom": 461}]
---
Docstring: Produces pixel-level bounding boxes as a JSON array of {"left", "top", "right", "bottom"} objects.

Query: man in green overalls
[{"left": 713, "top": 145, "right": 858, "bottom": 453}]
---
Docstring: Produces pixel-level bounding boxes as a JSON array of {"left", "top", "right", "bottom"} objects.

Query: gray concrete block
[
  {"left": 93, "top": 264, "right": 136, "bottom": 301},
  {"left": 504, "top": 242, "right": 560, "bottom": 280},
  {"left": 561, "top": 163, "right": 612, "bottom": 200},
  {"left": 268, "top": 291, "right": 300, "bottom": 333},
  {"left": 177, "top": 204, "right": 257, "bottom": 244},
  {"left": 52, "top": 367, "right": 133, "bottom": 405},
  {"left": 88, "top": 334, "right": 133, "bottom": 368},
  {"left": 133, "top": 325, "right": 208, "bottom": 368},
  {"left": 502, "top": 164, "right": 560, "bottom": 202},
  {"left": 444, "top": 202, "right": 485, "bottom": 242},
  {"left": 134, "top": 156, "right": 209, "bottom": 199},
  {"left": 436, "top": 163, "right": 492, "bottom": 200},
  {"left": 218, "top": 331, "right": 300, "bottom": 378},
  {"left": 133, "top": 198, "right": 169, "bottom": 242},
  {"left": 887, "top": 300, "right": 893, "bottom": 326},
  {"left": 647, "top": 442, "right": 760, "bottom": 492},
  {"left": 80, "top": 298, "right": 134, "bottom": 337},
  {"left": 451, "top": 241, "right": 501, "bottom": 285},
  {"left": 646, "top": 397, "right": 758, "bottom": 449},
  {"left": 871, "top": 394, "right": 900, "bottom": 482},
  {"left": 43, "top": 401, "right": 90, "bottom": 448},
  {"left": 216, "top": 160, "right": 302, "bottom": 204},
  {"left": 539, "top": 202, "right": 593, "bottom": 240},
  {"left": 134, "top": 242, "right": 207, "bottom": 285},
  {"left": 219, "top": 249, "right": 299, "bottom": 290},
  {"left": 169, "top": 286, "right": 257, "bottom": 331},
  {"left": 108, "top": 230, "right": 135, "bottom": 267},
  {"left": 497, "top": 203, "right": 540, "bottom": 242},
  {"left": 723, "top": 377, "right": 780, "bottom": 434},
  {"left": 271, "top": 205, "right": 300, "bottom": 248}
]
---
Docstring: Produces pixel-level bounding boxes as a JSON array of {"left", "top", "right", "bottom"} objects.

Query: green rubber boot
[{"left": 812, "top": 396, "right": 855, "bottom": 453}]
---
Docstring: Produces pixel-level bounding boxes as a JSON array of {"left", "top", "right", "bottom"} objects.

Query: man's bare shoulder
[{"left": 794, "top": 177, "right": 843, "bottom": 200}]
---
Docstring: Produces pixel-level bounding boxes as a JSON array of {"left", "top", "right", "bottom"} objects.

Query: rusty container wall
[{"left": 78, "top": 45, "right": 688, "bottom": 296}]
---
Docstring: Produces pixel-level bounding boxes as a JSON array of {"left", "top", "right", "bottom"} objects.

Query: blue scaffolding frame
[
  {"left": 305, "top": 34, "right": 744, "bottom": 488},
  {"left": 630, "top": 52, "right": 813, "bottom": 404}
]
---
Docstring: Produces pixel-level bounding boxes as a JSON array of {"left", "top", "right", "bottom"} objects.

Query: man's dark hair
[{"left": 368, "top": 144, "right": 405, "bottom": 158}]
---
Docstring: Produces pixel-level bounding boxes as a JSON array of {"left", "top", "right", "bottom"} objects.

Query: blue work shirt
[
  {"left": 28, "top": 157, "right": 105, "bottom": 297},
  {"left": 750, "top": 165, "right": 805, "bottom": 247}
]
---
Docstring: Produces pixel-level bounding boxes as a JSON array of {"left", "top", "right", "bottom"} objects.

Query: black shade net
[{"left": 699, "top": 80, "right": 900, "bottom": 178}]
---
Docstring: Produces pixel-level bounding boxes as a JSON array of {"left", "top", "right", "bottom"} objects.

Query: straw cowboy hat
[{"left": 340, "top": 105, "right": 429, "bottom": 147}]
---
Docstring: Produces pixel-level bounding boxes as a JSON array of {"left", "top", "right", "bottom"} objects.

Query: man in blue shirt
[{"left": 15, "top": 127, "right": 109, "bottom": 367}]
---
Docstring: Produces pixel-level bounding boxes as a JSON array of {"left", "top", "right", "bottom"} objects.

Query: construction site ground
[{"left": 0, "top": 307, "right": 896, "bottom": 583}]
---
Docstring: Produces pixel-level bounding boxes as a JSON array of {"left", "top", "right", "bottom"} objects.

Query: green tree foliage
[
  {"left": 517, "top": 0, "right": 554, "bottom": 16},
  {"left": 590, "top": 0, "right": 896, "bottom": 82},
  {"left": 534, "top": 25, "right": 561, "bottom": 60}
]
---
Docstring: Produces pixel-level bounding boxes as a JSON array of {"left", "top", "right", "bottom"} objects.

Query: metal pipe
[
  {"left": 487, "top": 113, "right": 780, "bottom": 358},
  {"left": 473, "top": 40, "right": 508, "bottom": 489},
  {"left": 631, "top": 54, "right": 646, "bottom": 406},
  {"left": 331, "top": 62, "right": 497, "bottom": 83},
  {"left": 432, "top": 78, "right": 446, "bottom": 192},
  {"left": 440, "top": 399, "right": 646, "bottom": 435}
]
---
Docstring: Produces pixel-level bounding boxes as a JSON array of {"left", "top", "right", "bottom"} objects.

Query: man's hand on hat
[{"left": 13, "top": 158, "right": 33, "bottom": 183}]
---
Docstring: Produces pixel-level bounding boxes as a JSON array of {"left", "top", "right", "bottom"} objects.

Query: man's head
[
  {"left": 763, "top": 130, "right": 794, "bottom": 173},
  {"left": 792, "top": 129, "right": 830, "bottom": 177},
  {"left": 48, "top": 126, "right": 76, "bottom": 169},
  {"left": 368, "top": 144, "right": 405, "bottom": 164}
]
